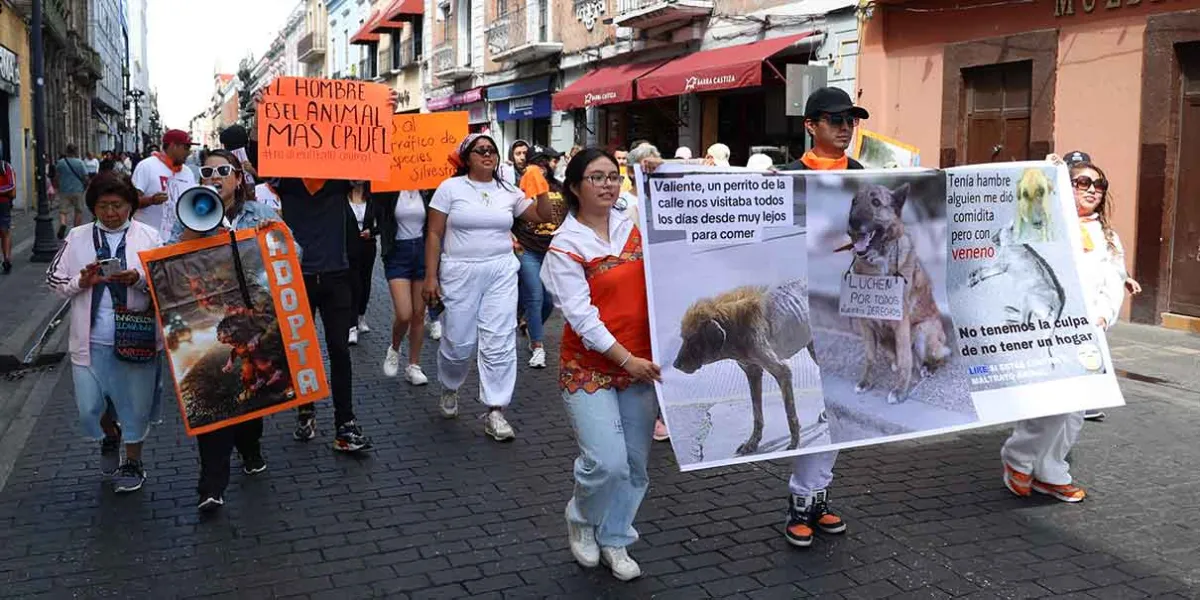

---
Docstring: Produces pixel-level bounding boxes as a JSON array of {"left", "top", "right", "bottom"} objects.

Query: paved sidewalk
[{"left": 0, "top": 271, "right": 1197, "bottom": 599}]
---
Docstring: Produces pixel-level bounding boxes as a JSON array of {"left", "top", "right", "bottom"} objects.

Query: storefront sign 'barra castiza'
[{"left": 1056, "top": 0, "right": 1179, "bottom": 17}]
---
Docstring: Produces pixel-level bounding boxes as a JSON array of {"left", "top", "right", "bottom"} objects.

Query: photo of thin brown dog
[
  {"left": 1010, "top": 168, "right": 1056, "bottom": 243},
  {"left": 673, "top": 279, "right": 817, "bottom": 456},
  {"left": 843, "top": 183, "right": 951, "bottom": 404}
]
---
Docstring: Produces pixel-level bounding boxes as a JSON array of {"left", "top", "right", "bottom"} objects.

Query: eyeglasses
[
  {"left": 200, "top": 165, "right": 237, "bottom": 178},
  {"left": 820, "top": 113, "right": 859, "bottom": 128},
  {"left": 584, "top": 173, "right": 623, "bottom": 186},
  {"left": 1072, "top": 176, "right": 1108, "bottom": 193},
  {"left": 470, "top": 147, "right": 498, "bottom": 157}
]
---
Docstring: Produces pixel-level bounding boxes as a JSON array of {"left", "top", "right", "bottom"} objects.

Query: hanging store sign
[
  {"left": 0, "top": 45, "right": 19, "bottom": 95},
  {"left": 496, "top": 93, "right": 552, "bottom": 122}
]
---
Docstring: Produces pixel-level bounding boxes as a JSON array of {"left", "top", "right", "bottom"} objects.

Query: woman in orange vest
[{"left": 542, "top": 148, "right": 662, "bottom": 582}]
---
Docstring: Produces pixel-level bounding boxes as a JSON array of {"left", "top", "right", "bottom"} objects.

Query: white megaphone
[{"left": 176, "top": 185, "right": 228, "bottom": 232}]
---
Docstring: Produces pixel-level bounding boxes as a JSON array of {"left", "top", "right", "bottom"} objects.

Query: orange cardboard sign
[
  {"left": 372, "top": 112, "right": 467, "bottom": 192},
  {"left": 139, "top": 223, "right": 327, "bottom": 436},
  {"left": 257, "top": 76, "right": 393, "bottom": 181}
]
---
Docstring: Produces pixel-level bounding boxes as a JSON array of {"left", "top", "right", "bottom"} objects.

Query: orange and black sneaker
[
  {"left": 1003, "top": 463, "right": 1033, "bottom": 497},
  {"left": 811, "top": 489, "right": 847, "bottom": 535},
  {"left": 784, "top": 495, "right": 815, "bottom": 548},
  {"left": 1032, "top": 480, "right": 1087, "bottom": 503}
]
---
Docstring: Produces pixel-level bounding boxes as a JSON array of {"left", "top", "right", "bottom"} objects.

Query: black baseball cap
[
  {"left": 529, "top": 144, "right": 563, "bottom": 162},
  {"left": 804, "top": 87, "right": 869, "bottom": 120},
  {"left": 1063, "top": 150, "right": 1091, "bottom": 166},
  {"left": 219, "top": 125, "right": 249, "bottom": 151}
]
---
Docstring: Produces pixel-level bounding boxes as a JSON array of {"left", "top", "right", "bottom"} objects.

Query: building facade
[
  {"left": 90, "top": 0, "right": 127, "bottom": 151},
  {"left": 125, "top": 0, "right": 151, "bottom": 153},
  {"left": 350, "top": 0, "right": 425, "bottom": 112},
  {"left": 0, "top": 0, "right": 33, "bottom": 209},
  {"left": 855, "top": 0, "right": 1200, "bottom": 329},
  {"left": 327, "top": 0, "right": 373, "bottom": 78}
]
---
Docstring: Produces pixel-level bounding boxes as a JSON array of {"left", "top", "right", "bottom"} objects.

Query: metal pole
[{"left": 30, "top": 0, "right": 57, "bottom": 263}]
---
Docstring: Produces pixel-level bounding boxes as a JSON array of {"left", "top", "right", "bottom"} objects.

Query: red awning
[
  {"left": 383, "top": 0, "right": 424, "bottom": 22},
  {"left": 350, "top": 10, "right": 383, "bottom": 45},
  {"left": 637, "top": 33, "right": 816, "bottom": 99},
  {"left": 552, "top": 60, "right": 671, "bottom": 111}
]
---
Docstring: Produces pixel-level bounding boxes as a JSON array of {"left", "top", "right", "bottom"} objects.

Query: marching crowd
[{"left": 43, "top": 86, "right": 1138, "bottom": 582}]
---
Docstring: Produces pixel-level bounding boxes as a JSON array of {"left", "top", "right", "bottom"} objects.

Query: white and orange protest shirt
[{"left": 132, "top": 153, "right": 197, "bottom": 239}]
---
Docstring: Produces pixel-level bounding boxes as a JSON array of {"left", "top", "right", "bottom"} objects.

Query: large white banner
[{"left": 637, "top": 162, "right": 1124, "bottom": 471}]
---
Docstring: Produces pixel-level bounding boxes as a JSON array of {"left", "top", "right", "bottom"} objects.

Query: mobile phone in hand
[{"left": 98, "top": 258, "right": 121, "bottom": 278}]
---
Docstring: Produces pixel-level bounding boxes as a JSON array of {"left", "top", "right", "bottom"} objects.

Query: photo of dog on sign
[{"left": 805, "top": 169, "right": 978, "bottom": 444}]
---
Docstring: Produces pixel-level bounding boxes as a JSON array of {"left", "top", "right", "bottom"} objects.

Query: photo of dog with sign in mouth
[
  {"left": 841, "top": 183, "right": 951, "bottom": 405},
  {"left": 806, "top": 170, "right": 977, "bottom": 443}
]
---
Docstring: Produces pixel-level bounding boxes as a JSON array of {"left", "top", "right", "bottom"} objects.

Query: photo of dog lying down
[
  {"left": 673, "top": 278, "right": 824, "bottom": 456},
  {"left": 842, "top": 183, "right": 952, "bottom": 405}
]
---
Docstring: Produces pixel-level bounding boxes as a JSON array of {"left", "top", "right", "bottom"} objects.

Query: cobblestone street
[{"left": 0, "top": 271, "right": 1198, "bottom": 599}]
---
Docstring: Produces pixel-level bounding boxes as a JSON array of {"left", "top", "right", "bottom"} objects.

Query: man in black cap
[
  {"left": 777, "top": 86, "right": 870, "bottom": 550},
  {"left": 783, "top": 86, "right": 869, "bottom": 171}
]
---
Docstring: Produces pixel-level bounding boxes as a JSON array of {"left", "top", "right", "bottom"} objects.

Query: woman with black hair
[
  {"left": 378, "top": 188, "right": 432, "bottom": 386},
  {"left": 515, "top": 144, "right": 567, "bottom": 369},
  {"left": 423, "top": 133, "right": 556, "bottom": 441},
  {"left": 168, "top": 149, "right": 282, "bottom": 511},
  {"left": 541, "top": 148, "right": 660, "bottom": 581},
  {"left": 345, "top": 181, "right": 378, "bottom": 346},
  {"left": 47, "top": 171, "right": 163, "bottom": 494}
]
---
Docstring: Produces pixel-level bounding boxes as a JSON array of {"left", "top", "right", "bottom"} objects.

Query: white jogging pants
[
  {"left": 1000, "top": 411, "right": 1084, "bottom": 486},
  {"left": 789, "top": 450, "right": 839, "bottom": 496},
  {"left": 436, "top": 254, "right": 520, "bottom": 408}
]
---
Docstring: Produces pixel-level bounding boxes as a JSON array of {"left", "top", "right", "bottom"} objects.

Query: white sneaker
[
  {"left": 485, "top": 409, "right": 515, "bottom": 441},
  {"left": 529, "top": 346, "right": 547, "bottom": 369},
  {"left": 357, "top": 316, "right": 370, "bottom": 334},
  {"left": 428, "top": 320, "right": 442, "bottom": 340},
  {"left": 566, "top": 507, "right": 599, "bottom": 567},
  {"left": 348, "top": 327, "right": 359, "bottom": 346},
  {"left": 383, "top": 346, "right": 401, "bottom": 377},
  {"left": 405, "top": 364, "right": 429, "bottom": 386},
  {"left": 600, "top": 547, "right": 642, "bottom": 581},
  {"left": 439, "top": 388, "right": 459, "bottom": 419}
]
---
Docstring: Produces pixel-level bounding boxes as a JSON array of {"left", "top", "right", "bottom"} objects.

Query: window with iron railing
[{"left": 487, "top": 0, "right": 549, "bottom": 55}]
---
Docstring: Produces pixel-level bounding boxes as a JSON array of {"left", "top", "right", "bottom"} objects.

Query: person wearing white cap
[
  {"left": 673, "top": 147, "right": 692, "bottom": 160},
  {"left": 424, "top": 133, "right": 558, "bottom": 441}
]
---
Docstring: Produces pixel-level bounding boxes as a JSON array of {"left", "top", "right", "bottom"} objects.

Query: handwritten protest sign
[
  {"left": 257, "top": 77, "right": 392, "bottom": 181},
  {"left": 373, "top": 112, "right": 467, "bottom": 192}
]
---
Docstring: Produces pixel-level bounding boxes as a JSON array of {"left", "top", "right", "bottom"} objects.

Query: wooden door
[
  {"left": 963, "top": 61, "right": 1032, "bottom": 164},
  {"left": 1168, "top": 44, "right": 1200, "bottom": 317}
]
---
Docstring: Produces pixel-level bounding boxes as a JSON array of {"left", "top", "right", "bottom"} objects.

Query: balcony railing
[
  {"left": 486, "top": 0, "right": 561, "bottom": 64},
  {"left": 432, "top": 42, "right": 473, "bottom": 81},
  {"left": 612, "top": 0, "right": 713, "bottom": 30},
  {"left": 298, "top": 30, "right": 327, "bottom": 63}
]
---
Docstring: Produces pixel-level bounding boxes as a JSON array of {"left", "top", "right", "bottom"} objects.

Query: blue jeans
[
  {"left": 517, "top": 249, "right": 554, "bottom": 343},
  {"left": 564, "top": 383, "right": 658, "bottom": 548},
  {"left": 72, "top": 343, "right": 159, "bottom": 443}
]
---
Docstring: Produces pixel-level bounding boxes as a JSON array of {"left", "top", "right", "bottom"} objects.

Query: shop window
[{"left": 962, "top": 61, "right": 1032, "bottom": 164}]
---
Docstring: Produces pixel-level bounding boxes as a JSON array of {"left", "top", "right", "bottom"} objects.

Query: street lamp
[
  {"left": 127, "top": 88, "right": 145, "bottom": 154},
  {"left": 30, "top": 0, "right": 57, "bottom": 263}
]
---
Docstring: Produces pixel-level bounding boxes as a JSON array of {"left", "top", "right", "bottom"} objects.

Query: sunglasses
[
  {"left": 820, "top": 113, "right": 859, "bottom": 128},
  {"left": 1072, "top": 176, "right": 1108, "bottom": 193},
  {"left": 200, "top": 164, "right": 237, "bottom": 178},
  {"left": 470, "top": 147, "right": 498, "bottom": 157}
]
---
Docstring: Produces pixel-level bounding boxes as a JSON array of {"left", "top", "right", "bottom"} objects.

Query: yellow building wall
[{"left": 0, "top": 9, "right": 32, "bottom": 210}]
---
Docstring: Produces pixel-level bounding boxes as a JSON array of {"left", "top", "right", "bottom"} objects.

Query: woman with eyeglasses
[
  {"left": 170, "top": 149, "right": 282, "bottom": 511},
  {"left": 423, "top": 134, "right": 556, "bottom": 441},
  {"left": 47, "top": 172, "right": 163, "bottom": 494},
  {"left": 1000, "top": 154, "right": 1129, "bottom": 505},
  {"left": 542, "top": 148, "right": 661, "bottom": 582}
]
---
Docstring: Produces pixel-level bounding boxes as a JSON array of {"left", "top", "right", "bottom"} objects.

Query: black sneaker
[
  {"left": 293, "top": 414, "right": 317, "bottom": 442},
  {"left": 242, "top": 454, "right": 267, "bottom": 475},
  {"left": 1, "top": 260, "right": 11, "bottom": 274},
  {"left": 113, "top": 460, "right": 146, "bottom": 493},
  {"left": 784, "top": 493, "right": 816, "bottom": 548},
  {"left": 811, "top": 489, "right": 847, "bottom": 534},
  {"left": 197, "top": 495, "right": 225, "bottom": 512},
  {"left": 100, "top": 434, "right": 121, "bottom": 476},
  {"left": 334, "top": 421, "right": 372, "bottom": 452}
]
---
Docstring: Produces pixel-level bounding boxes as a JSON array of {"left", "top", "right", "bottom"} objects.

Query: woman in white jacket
[
  {"left": 47, "top": 172, "right": 162, "bottom": 493},
  {"left": 1000, "top": 156, "right": 1127, "bottom": 503}
]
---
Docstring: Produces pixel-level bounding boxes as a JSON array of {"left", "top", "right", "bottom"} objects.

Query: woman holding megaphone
[{"left": 167, "top": 149, "right": 284, "bottom": 512}]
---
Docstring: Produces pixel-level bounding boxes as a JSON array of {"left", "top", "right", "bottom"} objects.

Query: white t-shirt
[
  {"left": 429, "top": 176, "right": 532, "bottom": 260},
  {"left": 350, "top": 202, "right": 368, "bottom": 231},
  {"left": 90, "top": 230, "right": 125, "bottom": 346},
  {"left": 84, "top": 158, "right": 100, "bottom": 175},
  {"left": 394, "top": 191, "right": 426, "bottom": 240},
  {"left": 254, "top": 183, "right": 281, "bottom": 212},
  {"left": 131, "top": 155, "right": 197, "bottom": 239}
]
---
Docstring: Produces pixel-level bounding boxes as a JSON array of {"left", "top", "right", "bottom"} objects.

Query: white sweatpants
[
  {"left": 1000, "top": 411, "right": 1084, "bottom": 486},
  {"left": 437, "top": 254, "right": 520, "bottom": 408},
  {"left": 789, "top": 450, "right": 839, "bottom": 496}
]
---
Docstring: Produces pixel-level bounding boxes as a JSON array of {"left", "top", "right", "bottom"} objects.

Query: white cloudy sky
[{"left": 147, "top": 0, "right": 299, "bottom": 129}]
